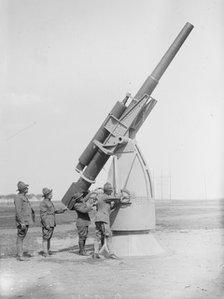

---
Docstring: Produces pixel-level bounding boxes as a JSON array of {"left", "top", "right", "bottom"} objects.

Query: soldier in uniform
[
  {"left": 40, "top": 188, "right": 67, "bottom": 257},
  {"left": 92, "top": 182, "right": 123, "bottom": 259},
  {"left": 14, "top": 181, "right": 35, "bottom": 261},
  {"left": 73, "top": 192, "right": 95, "bottom": 255}
]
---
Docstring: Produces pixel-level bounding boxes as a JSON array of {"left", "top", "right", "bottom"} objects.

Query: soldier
[
  {"left": 40, "top": 188, "right": 67, "bottom": 257},
  {"left": 73, "top": 192, "right": 95, "bottom": 255},
  {"left": 92, "top": 182, "right": 123, "bottom": 259},
  {"left": 14, "top": 181, "right": 35, "bottom": 261}
]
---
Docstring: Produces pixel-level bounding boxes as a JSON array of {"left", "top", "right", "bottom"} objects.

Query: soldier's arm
[
  {"left": 105, "top": 190, "right": 131, "bottom": 205},
  {"left": 28, "top": 201, "right": 36, "bottom": 222},
  {"left": 55, "top": 207, "right": 67, "bottom": 214},
  {"left": 104, "top": 195, "right": 121, "bottom": 203},
  {"left": 14, "top": 197, "right": 25, "bottom": 225},
  {"left": 74, "top": 202, "right": 93, "bottom": 213}
]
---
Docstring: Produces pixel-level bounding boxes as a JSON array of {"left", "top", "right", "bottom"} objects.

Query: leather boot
[
  {"left": 92, "top": 240, "right": 100, "bottom": 259},
  {"left": 42, "top": 240, "right": 49, "bottom": 257},
  {"left": 47, "top": 239, "right": 50, "bottom": 251},
  {"left": 16, "top": 238, "right": 30, "bottom": 261},
  {"left": 79, "top": 240, "right": 88, "bottom": 256},
  {"left": 47, "top": 240, "right": 54, "bottom": 255},
  {"left": 16, "top": 237, "right": 23, "bottom": 257},
  {"left": 16, "top": 256, "right": 30, "bottom": 261}
]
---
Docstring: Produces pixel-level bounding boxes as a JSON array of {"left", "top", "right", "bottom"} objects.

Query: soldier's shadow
[{"left": 46, "top": 243, "right": 94, "bottom": 255}]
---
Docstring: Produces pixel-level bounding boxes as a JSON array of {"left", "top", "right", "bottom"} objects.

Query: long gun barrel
[
  {"left": 62, "top": 22, "right": 194, "bottom": 209},
  {"left": 134, "top": 22, "right": 193, "bottom": 101}
]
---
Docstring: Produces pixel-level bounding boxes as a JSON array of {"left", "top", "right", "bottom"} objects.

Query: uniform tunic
[
  {"left": 74, "top": 198, "right": 92, "bottom": 241},
  {"left": 94, "top": 193, "right": 116, "bottom": 239},
  {"left": 74, "top": 199, "right": 92, "bottom": 227},
  {"left": 95, "top": 193, "right": 116, "bottom": 224},
  {"left": 40, "top": 198, "right": 57, "bottom": 228},
  {"left": 40, "top": 198, "right": 64, "bottom": 240},
  {"left": 14, "top": 193, "right": 33, "bottom": 226}
]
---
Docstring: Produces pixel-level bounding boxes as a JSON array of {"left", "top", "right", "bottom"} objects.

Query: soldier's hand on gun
[
  {"left": 120, "top": 189, "right": 131, "bottom": 205},
  {"left": 87, "top": 199, "right": 96, "bottom": 209}
]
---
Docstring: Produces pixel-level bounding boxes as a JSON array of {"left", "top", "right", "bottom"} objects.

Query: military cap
[
  {"left": 17, "top": 181, "right": 29, "bottom": 191},
  {"left": 42, "top": 187, "right": 53, "bottom": 197},
  {"left": 103, "top": 182, "right": 113, "bottom": 191}
]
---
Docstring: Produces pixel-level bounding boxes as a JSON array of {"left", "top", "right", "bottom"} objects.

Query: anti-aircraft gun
[{"left": 62, "top": 22, "right": 194, "bottom": 256}]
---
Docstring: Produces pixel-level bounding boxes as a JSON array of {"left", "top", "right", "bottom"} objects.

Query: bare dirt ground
[{"left": 0, "top": 200, "right": 224, "bottom": 299}]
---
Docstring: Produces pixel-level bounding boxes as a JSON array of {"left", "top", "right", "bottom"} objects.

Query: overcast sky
[{"left": 0, "top": 0, "right": 223, "bottom": 200}]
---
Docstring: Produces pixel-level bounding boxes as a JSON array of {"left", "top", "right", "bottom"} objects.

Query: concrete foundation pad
[{"left": 111, "top": 232, "right": 166, "bottom": 257}]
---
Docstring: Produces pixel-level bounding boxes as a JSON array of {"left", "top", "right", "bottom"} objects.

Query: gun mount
[{"left": 62, "top": 22, "right": 194, "bottom": 212}]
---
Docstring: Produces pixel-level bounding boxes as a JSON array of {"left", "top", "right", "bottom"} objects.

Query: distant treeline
[{"left": 0, "top": 194, "right": 42, "bottom": 200}]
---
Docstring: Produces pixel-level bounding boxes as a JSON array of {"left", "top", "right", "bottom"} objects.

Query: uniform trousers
[{"left": 16, "top": 224, "right": 29, "bottom": 257}]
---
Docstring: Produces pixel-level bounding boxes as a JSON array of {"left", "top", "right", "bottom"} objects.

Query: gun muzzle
[{"left": 134, "top": 22, "right": 194, "bottom": 101}]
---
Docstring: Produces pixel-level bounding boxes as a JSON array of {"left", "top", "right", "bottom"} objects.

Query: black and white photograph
[{"left": 0, "top": 0, "right": 223, "bottom": 298}]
